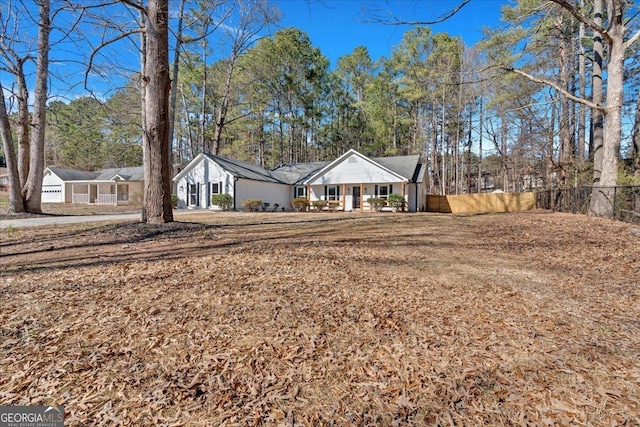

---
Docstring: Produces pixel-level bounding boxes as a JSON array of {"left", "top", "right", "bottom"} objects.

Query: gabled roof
[
  {"left": 47, "top": 166, "right": 144, "bottom": 182},
  {"left": 204, "top": 153, "right": 283, "bottom": 183},
  {"left": 173, "top": 150, "right": 425, "bottom": 186},
  {"left": 271, "top": 161, "right": 328, "bottom": 185},
  {"left": 48, "top": 167, "right": 98, "bottom": 181},
  {"left": 94, "top": 167, "right": 144, "bottom": 181},
  {"left": 302, "top": 149, "right": 410, "bottom": 185},
  {"left": 173, "top": 152, "right": 284, "bottom": 183},
  {"left": 372, "top": 155, "right": 422, "bottom": 183}
]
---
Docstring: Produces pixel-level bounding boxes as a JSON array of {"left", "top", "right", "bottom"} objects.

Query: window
[
  {"left": 325, "top": 185, "right": 340, "bottom": 201},
  {"left": 118, "top": 184, "right": 129, "bottom": 201},
  {"left": 375, "top": 184, "right": 393, "bottom": 199},
  {"left": 211, "top": 182, "right": 221, "bottom": 195},
  {"left": 295, "top": 187, "right": 306, "bottom": 198},
  {"left": 188, "top": 183, "right": 199, "bottom": 206}
]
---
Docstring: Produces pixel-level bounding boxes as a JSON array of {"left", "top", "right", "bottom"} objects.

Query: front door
[{"left": 352, "top": 186, "right": 360, "bottom": 210}]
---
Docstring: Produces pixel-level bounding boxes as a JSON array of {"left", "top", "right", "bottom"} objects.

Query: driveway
[{"left": 0, "top": 211, "right": 203, "bottom": 229}]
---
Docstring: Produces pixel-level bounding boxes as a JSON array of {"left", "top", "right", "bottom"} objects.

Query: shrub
[
  {"left": 242, "top": 198, "right": 262, "bottom": 212},
  {"left": 292, "top": 197, "right": 310, "bottom": 212},
  {"left": 311, "top": 200, "right": 328, "bottom": 211},
  {"left": 387, "top": 194, "right": 406, "bottom": 211},
  {"left": 368, "top": 197, "right": 386, "bottom": 212},
  {"left": 171, "top": 193, "right": 179, "bottom": 207},
  {"left": 212, "top": 193, "right": 233, "bottom": 211}
]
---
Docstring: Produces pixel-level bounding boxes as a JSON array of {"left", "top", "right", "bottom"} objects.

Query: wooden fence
[{"left": 426, "top": 192, "right": 536, "bottom": 214}]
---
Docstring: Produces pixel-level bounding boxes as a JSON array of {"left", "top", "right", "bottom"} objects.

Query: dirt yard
[{"left": 1, "top": 211, "right": 639, "bottom": 426}]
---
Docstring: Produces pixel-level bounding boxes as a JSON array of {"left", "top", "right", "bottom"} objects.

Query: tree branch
[
  {"left": 118, "top": 0, "right": 146, "bottom": 14},
  {"left": 625, "top": 28, "right": 640, "bottom": 49},
  {"left": 85, "top": 29, "right": 142, "bottom": 89},
  {"left": 362, "top": 0, "right": 471, "bottom": 26},
  {"left": 503, "top": 65, "right": 606, "bottom": 112},
  {"left": 547, "top": 0, "right": 612, "bottom": 44}
]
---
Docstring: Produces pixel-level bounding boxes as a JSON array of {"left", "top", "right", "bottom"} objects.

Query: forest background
[{"left": 1, "top": 0, "right": 639, "bottom": 219}]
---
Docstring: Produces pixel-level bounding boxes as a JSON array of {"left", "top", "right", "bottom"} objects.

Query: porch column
[
  {"left": 401, "top": 181, "right": 406, "bottom": 212},
  {"left": 97, "top": 184, "right": 101, "bottom": 205},
  {"left": 342, "top": 184, "right": 346, "bottom": 211},
  {"left": 360, "top": 183, "right": 364, "bottom": 212},
  {"left": 115, "top": 182, "right": 118, "bottom": 206},
  {"left": 72, "top": 184, "right": 75, "bottom": 203}
]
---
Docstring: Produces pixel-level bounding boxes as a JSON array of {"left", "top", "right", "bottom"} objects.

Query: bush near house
[
  {"left": 292, "top": 198, "right": 310, "bottom": 212},
  {"left": 171, "top": 194, "right": 179, "bottom": 207},
  {"left": 311, "top": 200, "right": 328, "bottom": 212},
  {"left": 368, "top": 197, "right": 386, "bottom": 212},
  {"left": 241, "top": 199, "right": 262, "bottom": 212},
  {"left": 387, "top": 194, "right": 406, "bottom": 211},
  {"left": 212, "top": 194, "right": 233, "bottom": 211}
]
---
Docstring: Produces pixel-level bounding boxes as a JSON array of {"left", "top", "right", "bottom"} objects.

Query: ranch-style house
[
  {"left": 41, "top": 166, "right": 144, "bottom": 205},
  {"left": 173, "top": 149, "right": 427, "bottom": 212}
]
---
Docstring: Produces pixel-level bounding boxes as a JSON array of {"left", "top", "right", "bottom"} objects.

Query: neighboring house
[
  {"left": 42, "top": 166, "right": 144, "bottom": 205},
  {"left": 174, "top": 149, "right": 427, "bottom": 212}
]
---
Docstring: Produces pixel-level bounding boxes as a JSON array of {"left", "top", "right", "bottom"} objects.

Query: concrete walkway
[{"left": 0, "top": 211, "right": 209, "bottom": 229}]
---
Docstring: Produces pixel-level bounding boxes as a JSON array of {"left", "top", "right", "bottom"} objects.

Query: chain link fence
[{"left": 536, "top": 185, "right": 640, "bottom": 224}]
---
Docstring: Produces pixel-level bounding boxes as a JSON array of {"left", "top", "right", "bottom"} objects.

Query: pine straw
[{"left": 1, "top": 211, "right": 639, "bottom": 426}]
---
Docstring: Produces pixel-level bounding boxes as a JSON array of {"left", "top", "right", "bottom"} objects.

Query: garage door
[{"left": 42, "top": 185, "right": 63, "bottom": 203}]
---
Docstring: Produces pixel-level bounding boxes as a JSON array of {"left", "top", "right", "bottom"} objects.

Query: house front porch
[{"left": 71, "top": 183, "right": 131, "bottom": 205}]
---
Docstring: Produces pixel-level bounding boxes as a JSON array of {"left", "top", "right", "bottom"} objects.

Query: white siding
[
  {"left": 175, "top": 157, "right": 234, "bottom": 209},
  {"left": 235, "top": 179, "right": 291, "bottom": 211},
  {"left": 41, "top": 170, "right": 65, "bottom": 203},
  {"left": 308, "top": 154, "right": 403, "bottom": 185}
]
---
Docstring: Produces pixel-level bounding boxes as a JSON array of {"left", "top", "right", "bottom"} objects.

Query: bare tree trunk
[
  {"left": 589, "top": 0, "right": 630, "bottom": 217},
  {"left": 200, "top": 39, "right": 208, "bottom": 154},
  {"left": 589, "top": 0, "right": 604, "bottom": 183},
  {"left": 168, "top": 0, "right": 187, "bottom": 165},
  {"left": 577, "top": 0, "right": 587, "bottom": 166},
  {"left": 0, "top": 82, "right": 25, "bottom": 213},
  {"left": 477, "top": 97, "right": 483, "bottom": 193},
  {"left": 141, "top": 0, "right": 173, "bottom": 223},
  {"left": 632, "top": 90, "right": 640, "bottom": 172},
  {"left": 24, "top": 0, "right": 50, "bottom": 214},
  {"left": 558, "top": 18, "right": 572, "bottom": 187},
  {"left": 15, "top": 59, "right": 30, "bottom": 189}
]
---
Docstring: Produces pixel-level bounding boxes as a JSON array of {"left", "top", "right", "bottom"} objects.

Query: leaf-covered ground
[{"left": 1, "top": 211, "right": 639, "bottom": 426}]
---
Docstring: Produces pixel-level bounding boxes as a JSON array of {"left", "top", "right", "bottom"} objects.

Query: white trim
[{"left": 303, "top": 149, "right": 408, "bottom": 185}]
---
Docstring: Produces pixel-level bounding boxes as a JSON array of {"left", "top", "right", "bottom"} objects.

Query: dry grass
[{"left": 1, "top": 211, "right": 639, "bottom": 426}]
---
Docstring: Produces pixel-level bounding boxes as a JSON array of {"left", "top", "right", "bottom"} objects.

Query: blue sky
[
  {"left": 1, "top": 0, "right": 505, "bottom": 101},
  {"left": 273, "top": 0, "right": 505, "bottom": 67}
]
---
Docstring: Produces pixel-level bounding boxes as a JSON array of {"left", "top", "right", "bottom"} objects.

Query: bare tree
[
  {"left": 211, "top": 0, "right": 280, "bottom": 155},
  {"left": 0, "top": 0, "right": 51, "bottom": 214},
  {"left": 121, "top": 0, "right": 173, "bottom": 223},
  {"left": 504, "top": 0, "right": 640, "bottom": 217},
  {"left": 0, "top": 81, "right": 25, "bottom": 213}
]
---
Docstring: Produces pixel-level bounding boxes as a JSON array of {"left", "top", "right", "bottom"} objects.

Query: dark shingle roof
[
  {"left": 271, "top": 162, "right": 328, "bottom": 185},
  {"left": 372, "top": 155, "right": 421, "bottom": 182},
  {"left": 203, "top": 153, "right": 283, "bottom": 183},
  {"left": 95, "top": 167, "right": 144, "bottom": 181},
  {"left": 48, "top": 167, "right": 98, "bottom": 181},
  {"left": 48, "top": 166, "right": 144, "bottom": 182}
]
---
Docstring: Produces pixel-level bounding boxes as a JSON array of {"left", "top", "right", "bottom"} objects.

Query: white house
[
  {"left": 174, "top": 149, "right": 427, "bottom": 212},
  {"left": 172, "top": 153, "right": 291, "bottom": 210},
  {"left": 42, "top": 166, "right": 144, "bottom": 205}
]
